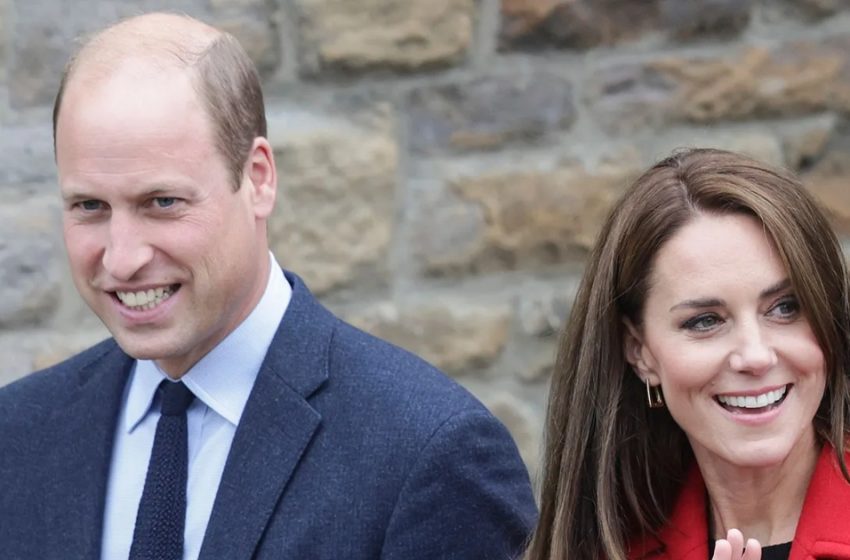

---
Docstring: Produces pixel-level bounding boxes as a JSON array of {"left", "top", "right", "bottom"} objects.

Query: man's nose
[
  {"left": 102, "top": 214, "right": 154, "bottom": 282},
  {"left": 728, "top": 320, "right": 778, "bottom": 374}
]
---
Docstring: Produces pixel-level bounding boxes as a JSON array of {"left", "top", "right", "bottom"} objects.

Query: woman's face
[{"left": 625, "top": 212, "right": 826, "bottom": 470}]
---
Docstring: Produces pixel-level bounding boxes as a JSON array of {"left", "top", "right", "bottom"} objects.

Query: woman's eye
[
  {"left": 682, "top": 314, "right": 721, "bottom": 332},
  {"left": 770, "top": 296, "right": 800, "bottom": 318},
  {"left": 155, "top": 197, "right": 176, "bottom": 208}
]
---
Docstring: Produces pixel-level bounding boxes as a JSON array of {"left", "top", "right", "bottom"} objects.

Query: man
[{"left": 0, "top": 12, "right": 537, "bottom": 560}]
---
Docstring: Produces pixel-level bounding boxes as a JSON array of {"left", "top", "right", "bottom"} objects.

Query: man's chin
[
  {"left": 112, "top": 334, "right": 196, "bottom": 377},
  {"left": 111, "top": 334, "right": 177, "bottom": 362}
]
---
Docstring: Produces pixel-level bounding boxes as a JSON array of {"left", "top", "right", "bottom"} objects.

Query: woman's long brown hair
[{"left": 524, "top": 148, "right": 850, "bottom": 560}]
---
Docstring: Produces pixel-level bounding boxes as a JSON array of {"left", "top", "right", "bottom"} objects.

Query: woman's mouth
[{"left": 715, "top": 384, "right": 791, "bottom": 414}]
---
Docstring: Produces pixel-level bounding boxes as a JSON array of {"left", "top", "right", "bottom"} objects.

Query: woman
[{"left": 524, "top": 149, "right": 850, "bottom": 560}]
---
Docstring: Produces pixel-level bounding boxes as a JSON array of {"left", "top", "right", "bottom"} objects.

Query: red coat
[{"left": 628, "top": 445, "right": 850, "bottom": 559}]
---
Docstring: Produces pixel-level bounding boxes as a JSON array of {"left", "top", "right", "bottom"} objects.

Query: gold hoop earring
[{"left": 646, "top": 380, "right": 664, "bottom": 408}]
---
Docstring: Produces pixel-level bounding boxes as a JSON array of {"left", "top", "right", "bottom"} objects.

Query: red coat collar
[{"left": 629, "top": 444, "right": 850, "bottom": 559}]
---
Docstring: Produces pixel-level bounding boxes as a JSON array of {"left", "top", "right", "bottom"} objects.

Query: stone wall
[{"left": 2, "top": 0, "right": 850, "bottom": 476}]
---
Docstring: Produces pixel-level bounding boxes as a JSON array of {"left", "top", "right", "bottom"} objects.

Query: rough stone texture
[
  {"left": 210, "top": 0, "right": 267, "bottom": 9},
  {"left": 499, "top": 0, "right": 750, "bottom": 50},
  {"left": 30, "top": 328, "right": 109, "bottom": 370},
  {"left": 347, "top": 301, "right": 511, "bottom": 375},
  {"left": 0, "top": 0, "right": 8, "bottom": 87},
  {"left": 295, "top": 0, "right": 474, "bottom": 75},
  {"left": 798, "top": 0, "right": 847, "bottom": 14},
  {"left": 780, "top": 115, "right": 837, "bottom": 169},
  {"left": 521, "top": 353, "right": 556, "bottom": 383},
  {"left": 660, "top": 0, "right": 752, "bottom": 39},
  {"left": 804, "top": 149, "right": 850, "bottom": 236},
  {"left": 517, "top": 284, "right": 574, "bottom": 338},
  {"left": 266, "top": 108, "right": 398, "bottom": 295},
  {"left": 209, "top": 0, "right": 282, "bottom": 76},
  {"left": 0, "top": 336, "right": 39, "bottom": 386},
  {"left": 415, "top": 159, "right": 642, "bottom": 275},
  {"left": 8, "top": 0, "right": 210, "bottom": 109},
  {"left": 500, "top": 0, "right": 661, "bottom": 50},
  {"left": 647, "top": 129, "right": 786, "bottom": 168},
  {"left": 0, "top": 327, "right": 108, "bottom": 385},
  {"left": 513, "top": 281, "right": 576, "bottom": 383},
  {"left": 406, "top": 180, "right": 484, "bottom": 274},
  {"left": 0, "top": 125, "right": 56, "bottom": 185},
  {"left": 585, "top": 62, "right": 679, "bottom": 133},
  {"left": 407, "top": 72, "right": 576, "bottom": 154},
  {"left": 589, "top": 36, "right": 850, "bottom": 132},
  {"left": 773, "top": 0, "right": 847, "bottom": 19},
  {"left": 215, "top": 16, "right": 281, "bottom": 77},
  {"left": 8, "top": 8, "right": 67, "bottom": 109},
  {"left": 0, "top": 192, "right": 61, "bottom": 328}
]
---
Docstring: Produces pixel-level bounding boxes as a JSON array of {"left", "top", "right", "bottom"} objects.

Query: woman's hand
[{"left": 712, "top": 529, "right": 761, "bottom": 560}]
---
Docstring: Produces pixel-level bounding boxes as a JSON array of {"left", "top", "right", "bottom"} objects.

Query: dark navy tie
[{"left": 129, "top": 381, "right": 195, "bottom": 560}]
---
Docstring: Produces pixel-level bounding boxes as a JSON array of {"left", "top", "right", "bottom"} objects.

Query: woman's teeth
[{"left": 717, "top": 385, "right": 787, "bottom": 409}]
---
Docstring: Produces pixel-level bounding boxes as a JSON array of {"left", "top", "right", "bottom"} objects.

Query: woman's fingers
[
  {"left": 712, "top": 539, "right": 732, "bottom": 560},
  {"left": 743, "top": 538, "right": 762, "bottom": 560},
  {"left": 712, "top": 530, "right": 762, "bottom": 560},
  {"left": 726, "top": 529, "right": 745, "bottom": 558}
]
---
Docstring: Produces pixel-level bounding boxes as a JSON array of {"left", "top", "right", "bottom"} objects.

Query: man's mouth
[
  {"left": 715, "top": 384, "right": 790, "bottom": 414},
  {"left": 114, "top": 285, "right": 179, "bottom": 310}
]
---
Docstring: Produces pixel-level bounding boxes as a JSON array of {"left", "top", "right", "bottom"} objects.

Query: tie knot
[{"left": 159, "top": 381, "right": 195, "bottom": 416}]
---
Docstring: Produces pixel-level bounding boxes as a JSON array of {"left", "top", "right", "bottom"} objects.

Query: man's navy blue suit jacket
[{"left": 0, "top": 270, "right": 537, "bottom": 559}]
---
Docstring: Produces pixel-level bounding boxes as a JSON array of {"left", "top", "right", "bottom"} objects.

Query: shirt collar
[{"left": 124, "top": 253, "right": 291, "bottom": 432}]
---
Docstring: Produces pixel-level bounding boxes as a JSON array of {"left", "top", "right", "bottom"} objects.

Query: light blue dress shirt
[{"left": 101, "top": 254, "right": 291, "bottom": 560}]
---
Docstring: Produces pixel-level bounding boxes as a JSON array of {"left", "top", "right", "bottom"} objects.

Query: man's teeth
[
  {"left": 116, "top": 287, "right": 173, "bottom": 310},
  {"left": 717, "top": 386, "right": 787, "bottom": 409}
]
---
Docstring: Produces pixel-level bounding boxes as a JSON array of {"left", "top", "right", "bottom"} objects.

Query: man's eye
[
  {"left": 80, "top": 200, "right": 102, "bottom": 211},
  {"left": 155, "top": 197, "right": 177, "bottom": 208}
]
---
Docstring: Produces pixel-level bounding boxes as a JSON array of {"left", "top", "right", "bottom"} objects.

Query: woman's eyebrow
[
  {"left": 668, "top": 278, "right": 792, "bottom": 312},
  {"left": 669, "top": 297, "right": 724, "bottom": 312},
  {"left": 760, "top": 278, "right": 791, "bottom": 299}
]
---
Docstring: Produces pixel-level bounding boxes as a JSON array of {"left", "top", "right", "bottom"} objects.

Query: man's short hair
[{"left": 52, "top": 22, "right": 267, "bottom": 190}]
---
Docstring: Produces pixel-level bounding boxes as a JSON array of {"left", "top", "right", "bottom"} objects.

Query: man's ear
[
  {"left": 622, "top": 318, "right": 660, "bottom": 384},
  {"left": 242, "top": 137, "right": 277, "bottom": 219}
]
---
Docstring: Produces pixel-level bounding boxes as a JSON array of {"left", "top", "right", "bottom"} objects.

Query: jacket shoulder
[
  {"left": 325, "top": 321, "right": 537, "bottom": 558},
  {"left": 329, "top": 320, "right": 493, "bottom": 419},
  {"left": 0, "top": 338, "right": 118, "bottom": 424}
]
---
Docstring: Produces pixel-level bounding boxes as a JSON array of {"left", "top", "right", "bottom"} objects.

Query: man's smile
[{"left": 114, "top": 284, "right": 179, "bottom": 310}]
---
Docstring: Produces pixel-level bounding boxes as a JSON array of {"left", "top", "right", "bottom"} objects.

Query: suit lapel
[
  {"left": 199, "top": 271, "right": 334, "bottom": 560},
  {"left": 41, "top": 343, "right": 131, "bottom": 557}
]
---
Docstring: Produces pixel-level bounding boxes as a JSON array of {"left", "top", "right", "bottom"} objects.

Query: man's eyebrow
[
  {"left": 60, "top": 189, "right": 96, "bottom": 203},
  {"left": 138, "top": 185, "right": 183, "bottom": 197},
  {"left": 668, "top": 278, "right": 792, "bottom": 313},
  {"left": 61, "top": 182, "right": 194, "bottom": 201},
  {"left": 141, "top": 181, "right": 203, "bottom": 197}
]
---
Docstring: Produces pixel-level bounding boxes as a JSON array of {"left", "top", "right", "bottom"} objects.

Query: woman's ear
[{"left": 622, "top": 318, "right": 659, "bottom": 384}]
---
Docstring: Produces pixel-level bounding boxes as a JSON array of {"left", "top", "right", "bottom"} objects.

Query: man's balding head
[
  {"left": 64, "top": 13, "right": 219, "bottom": 75},
  {"left": 53, "top": 12, "right": 266, "bottom": 190}
]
